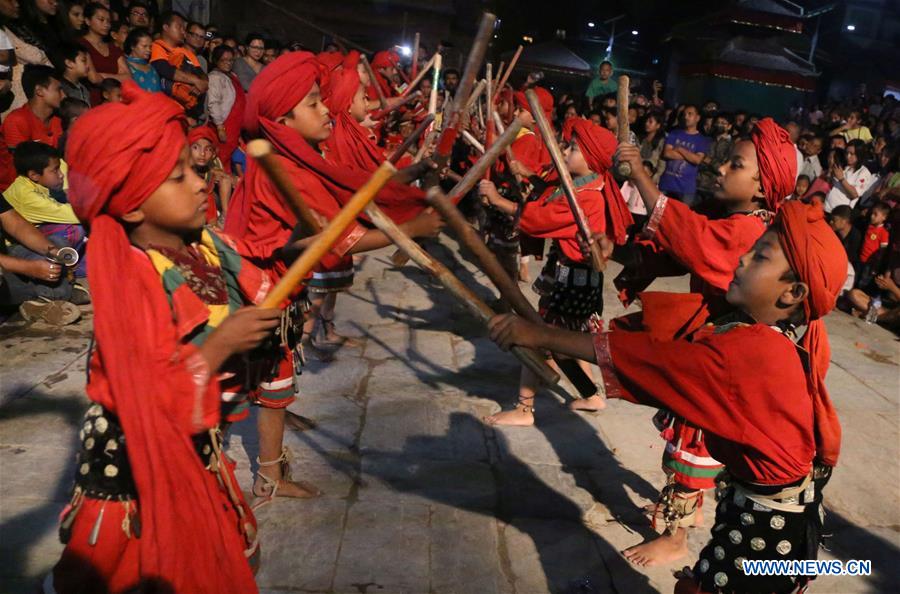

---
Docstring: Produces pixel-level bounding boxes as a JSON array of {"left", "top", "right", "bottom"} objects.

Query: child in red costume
[
  {"left": 47, "top": 83, "right": 278, "bottom": 594},
  {"left": 479, "top": 118, "right": 633, "bottom": 426},
  {"left": 225, "top": 52, "right": 442, "bottom": 503},
  {"left": 489, "top": 199, "right": 847, "bottom": 594},
  {"left": 607, "top": 118, "right": 799, "bottom": 567}
]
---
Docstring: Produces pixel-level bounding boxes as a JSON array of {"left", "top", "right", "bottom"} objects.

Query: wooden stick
[
  {"left": 410, "top": 32, "right": 420, "bottom": 79},
  {"left": 494, "top": 45, "right": 523, "bottom": 103},
  {"left": 461, "top": 130, "right": 485, "bottom": 153},
  {"left": 464, "top": 79, "right": 487, "bottom": 113},
  {"left": 389, "top": 114, "right": 435, "bottom": 164},
  {"left": 492, "top": 61, "right": 505, "bottom": 101},
  {"left": 369, "top": 91, "right": 422, "bottom": 121},
  {"left": 427, "top": 53, "right": 442, "bottom": 117},
  {"left": 401, "top": 53, "right": 436, "bottom": 98},
  {"left": 365, "top": 202, "right": 559, "bottom": 385},
  {"left": 426, "top": 188, "right": 598, "bottom": 396},
  {"left": 447, "top": 118, "right": 522, "bottom": 202},
  {"left": 247, "top": 140, "right": 322, "bottom": 236},
  {"left": 526, "top": 89, "right": 605, "bottom": 272},
  {"left": 484, "top": 63, "right": 494, "bottom": 181},
  {"left": 616, "top": 75, "right": 632, "bottom": 177},
  {"left": 361, "top": 54, "right": 387, "bottom": 110},
  {"left": 260, "top": 162, "right": 396, "bottom": 308}
]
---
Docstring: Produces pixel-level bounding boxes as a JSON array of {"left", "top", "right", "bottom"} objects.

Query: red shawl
[
  {"left": 563, "top": 118, "right": 633, "bottom": 244},
  {"left": 323, "top": 51, "right": 384, "bottom": 171},
  {"left": 230, "top": 51, "right": 423, "bottom": 239},
  {"left": 775, "top": 200, "right": 847, "bottom": 466},
  {"left": 65, "top": 82, "right": 258, "bottom": 593}
]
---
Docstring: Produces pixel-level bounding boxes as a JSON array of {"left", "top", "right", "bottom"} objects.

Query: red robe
[
  {"left": 518, "top": 175, "right": 606, "bottom": 263},
  {"left": 595, "top": 322, "right": 815, "bottom": 485}
]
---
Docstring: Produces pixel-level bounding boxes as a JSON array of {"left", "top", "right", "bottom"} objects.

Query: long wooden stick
[
  {"left": 261, "top": 162, "right": 396, "bottom": 308},
  {"left": 464, "top": 79, "right": 487, "bottom": 113},
  {"left": 461, "top": 130, "right": 485, "bottom": 153},
  {"left": 401, "top": 53, "right": 436, "bottom": 98},
  {"left": 247, "top": 140, "right": 322, "bottom": 236},
  {"left": 389, "top": 114, "right": 435, "bottom": 164},
  {"left": 616, "top": 75, "right": 632, "bottom": 177},
  {"left": 369, "top": 91, "right": 422, "bottom": 121},
  {"left": 494, "top": 45, "right": 523, "bottom": 103},
  {"left": 427, "top": 53, "right": 442, "bottom": 117},
  {"left": 410, "top": 32, "right": 420, "bottom": 79},
  {"left": 361, "top": 54, "right": 387, "bottom": 110},
  {"left": 484, "top": 63, "right": 494, "bottom": 181},
  {"left": 365, "top": 202, "right": 559, "bottom": 385},
  {"left": 426, "top": 188, "right": 598, "bottom": 396},
  {"left": 526, "top": 89, "right": 605, "bottom": 272}
]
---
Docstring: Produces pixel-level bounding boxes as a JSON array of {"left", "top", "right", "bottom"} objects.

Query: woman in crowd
[
  {"left": 124, "top": 27, "right": 159, "bottom": 92},
  {"left": 825, "top": 139, "right": 877, "bottom": 212},
  {"left": 57, "top": 0, "right": 85, "bottom": 40},
  {"left": 0, "top": 0, "right": 53, "bottom": 116},
  {"left": 639, "top": 111, "right": 666, "bottom": 183},
  {"left": 22, "top": 0, "right": 64, "bottom": 55},
  {"left": 78, "top": 2, "right": 129, "bottom": 106},
  {"left": 205, "top": 44, "right": 244, "bottom": 172}
]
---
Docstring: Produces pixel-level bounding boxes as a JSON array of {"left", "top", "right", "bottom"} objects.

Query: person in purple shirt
[{"left": 659, "top": 104, "right": 712, "bottom": 206}]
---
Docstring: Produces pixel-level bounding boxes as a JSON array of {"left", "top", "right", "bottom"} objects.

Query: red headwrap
[
  {"left": 775, "top": 201, "right": 848, "bottom": 466},
  {"left": 230, "top": 52, "right": 423, "bottom": 237},
  {"left": 751, "top": 118, "right": 797, "bottom": 212},
  {"left": 188, "top": 124, "right": 220, "bottom": 151},
  {"left": 514, "top": 86, "right": 554, "bottom": 122},
  {"left": 317, "top": 50, "right": 344, "bottom": 73},
  {"left": 66, "top": 82, "right": 258, "bottom": 592},
  {"left": 369, "top": 49, "right": 400, "bottom": 99},
  {"left": 323, "top": 51, "right": 384, "bottom": 171},
  {"left": 562, "top": 118, "right": 633, "bottom": 244}
]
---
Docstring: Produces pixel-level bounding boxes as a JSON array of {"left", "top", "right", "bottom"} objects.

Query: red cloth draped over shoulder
[
  {"left": 65, "top": 82, "right": 258, "bottom": 593},
  {"left": 775, "top": 201, "right": 847, "bottom": 466},
  {"left": 562, "top": 118, "right": 633, "bottom": 245},
  {"left": 322, "top": 51, "right": 385, "bottom": 171},
  {"left": 227, "top": 51, "right": 424, "bottom": 237},
  {"left": 368, "top": 49, "right": 400, "bottom": 99}
]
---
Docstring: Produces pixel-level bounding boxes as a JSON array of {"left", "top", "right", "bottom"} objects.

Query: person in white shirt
[
  {"left": 825, "top": 140, "right": 877, "bottom": 212},
  {"left": 799, "top": 134, "right": 823, "bottom": 180}
]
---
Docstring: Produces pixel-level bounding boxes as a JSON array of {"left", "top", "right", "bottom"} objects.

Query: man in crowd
[
  {"left": 585, "top": 60, "right": 617, "bottom": 105},
  {"left": 658, "top": 104, "right": 711, "bottom": 206}
]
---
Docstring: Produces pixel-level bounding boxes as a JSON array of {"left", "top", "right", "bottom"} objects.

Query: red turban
[
  {"left": 751, "top": 118, "right": 797, "bottom": 212},
  {"left": 66, "top": 82, "right": 258, "bottom": 592},
  {"left": 562, "top": 118, "right": 633, "bottom": 244},
  {"left": 229, "top": 52, "right": 423, "bottom": 238},
  {"left": 514, "top": 86, "right": 554, "bottom": 122},
  {"left": 323, "top": 51, "right": 384, "bottom": 171},
  {"left": 187, "top": 124, "right": 220, "bottom": 151},
  {"left": 775, "top": 201, "right": 848, "bottom": 466},
  {"left": 317, "top": 50, "right": 344, "bottom": 73},
  {"left": 371, "top": 49, "right": 400, "bottom": 70}
]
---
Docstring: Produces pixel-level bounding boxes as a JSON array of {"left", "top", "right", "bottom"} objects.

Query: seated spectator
[
  {"left": 829, "top": 205, "right": 862, "bottom": 275},
  {"left": 22, "top": 0, "right": 65, "bottom": 57},
  {"left": 185, "top": 21, "right": 209, "bottom": 71},
  {"left": 56, "top": 42, "right": 91, "bottom": 105},
  {"left": 78, "top": 2, "right": 130, "bottom": 106},
  {"left": 840, "top": 110, "right": 873, "bottom": 143},
  {"left": 151, "top": 11, "right": 207, "bottom": 119},
  {"left": 0, "top": 193, "right": 84, "bottom": 324},
  {"left": 56, "top": 96, "right": 87, "bottom": 155},
  {"left": 806, "top": 190, "right": 826, "bottom": 208},
  {"left": 1, "top": 0, "right": 54, "bottom": 118},
  {"left": 109, "top": 19, "right": 128, "bottom": 51},
  {"left": 798, "top": 134, "right": 823, "bottom": 180},
  {"left": 825, "top": 140, "right": 876, "bottom": 212},
  {"left": 206, "top": 44, "right": 244, "bottom": 172},
  {"left": 263, "top": 41, "right": 278, "bottom": 66},
  {"left": 124, "top": 27, "right": 161, "bottom": 92},
  {"left": 100, "top": 77, "right": 121, "bottom": 102},
  {"left": 859, "top": 200, "right": 891, "bottom": 270},
  {"left": 1, "top": 65, "right": 63, "bottom": 150},
  {"left": 56, "top": 0, "right": 86, "bottom": 42},
  {"left": 789, "top": 174, "right": 811, "bottom": 201},
  {"left": 124, "top": 0, "right": 151, "bottom": 30},
  {"left": 231, "top": 32, "right": 264, "bottom": 92},
  {"left": 3, "top": 141, "right": 86, "bottom": 277}
]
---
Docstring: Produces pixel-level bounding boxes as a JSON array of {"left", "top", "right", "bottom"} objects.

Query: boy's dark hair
[
  {"left": 22, "top": 65, "right": 58, "bottom": 100},
  {"left": 187, "top": 21, "right": 205, "bottom": 32},
  {"left": 599, "top": 60, "right": 612, "bottom": 68},
  {"left": 808, "top": 191, "right": 827, "bottom": 202},
  {"left": 715, "top": 111, "right": 734, "bottom": 125},
  {"left": 157, "top": 10, "right": 187, "bottom": 34},
  {"left": 245, "top": 32, "right": 265, "bottom": 46},
  {"left": 55, "top": 43, "right": 88, "bottom": 72},
  {"left": 210, "top": 44, "right": 235, "bottom": 65},
  {"left": 124, "top": 27, "right": 153, "bottom": 56},
  {"left": 796, "top": 174, "right": 811, "bottom": 185},
  {"left": 831, "top": 205, "right": 853, "bottom": 221},
  {"left": 60, "top": 97, "right": 89, "bottom": 130},
  {"left": 101, "top": 78, "right": 122, "bottom": 93},
  {"left": 443, "top": 68, "right": 460, "bottom": 78},
  {"left": 13, "top": 141, "right": 60, "bottom": 176},
  {"left": 872, "top": 201, "right": 892, "bottom": 217},
  {"left": 84, "top": 2, "right": 110, "bottom": 21}
]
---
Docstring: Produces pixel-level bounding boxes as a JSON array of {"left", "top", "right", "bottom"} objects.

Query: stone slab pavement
[{"left": 1, "top": 237, "right": 898, "bottom": 594}]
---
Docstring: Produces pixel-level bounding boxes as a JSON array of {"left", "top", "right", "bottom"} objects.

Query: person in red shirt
[
  {"left": 2, "top": 65, "right": 63, "bottom": 150},
  {"left": 488, "top": 200, "right": 847, "bottom": 594},
  {"left": 609, "top": 118, "right": 797, "bottom": 567},
  {"left": 859, "top": 200, "right": 890, "bottom": 264},
  {"left": 478, "top": 117, "right": 633, "bottom": 426}
]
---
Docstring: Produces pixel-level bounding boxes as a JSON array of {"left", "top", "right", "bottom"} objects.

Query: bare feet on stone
[
  {"left": 569, "top": 394, "right": 607, "bottom": 412},
  {"left": 622, "top": 531, "right": 689, "bottom": 567},
  {"left": 484, "top": 403, "right": 535, "bottom": 426}
]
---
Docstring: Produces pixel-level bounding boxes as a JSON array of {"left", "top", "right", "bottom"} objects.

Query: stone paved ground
[{"left": 1, "top": 237, "right": 898, "bottom": 594}]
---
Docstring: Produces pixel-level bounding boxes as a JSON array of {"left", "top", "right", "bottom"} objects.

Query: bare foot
[
  {"left": 569, "top": 394, "right": 607, "bottom": 412},
  {"left": 484, "top": 405, "right": 535, "bottom": 426},
  {"left": 253, "top": 473, "right": 322, "bottom": 502},
  {"left": 622, "top": 531, "right": 689, "bottom": 567}
]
